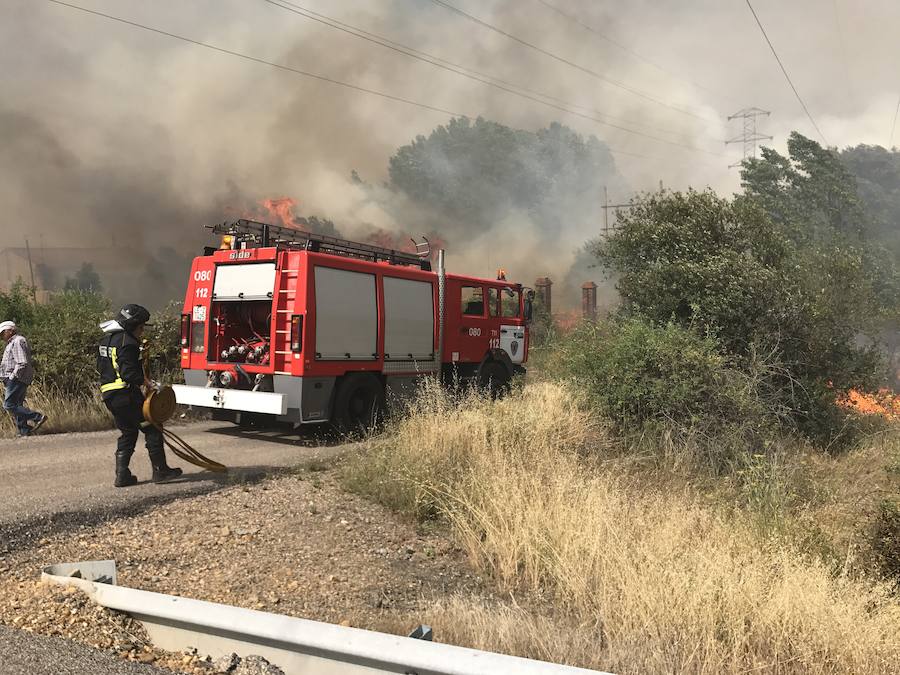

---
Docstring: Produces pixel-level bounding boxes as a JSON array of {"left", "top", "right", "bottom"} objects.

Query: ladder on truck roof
[{"left": 210, "top": 219, "right": 432, "bottom": 271}]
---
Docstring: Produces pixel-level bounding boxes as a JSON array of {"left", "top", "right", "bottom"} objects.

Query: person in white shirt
[{"left": 0, "top": 321, "right": 47, "bottom": 437}]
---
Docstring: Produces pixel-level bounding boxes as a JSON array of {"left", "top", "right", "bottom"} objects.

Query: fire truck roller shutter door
[
  {"left": 314, "top": 267, "right": 377, "bottom": 360},
  {"left": 383, "top": 276, "right": 434, "bottom": 361}
]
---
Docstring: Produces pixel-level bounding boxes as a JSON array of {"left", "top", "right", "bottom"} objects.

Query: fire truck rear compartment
[
  {"left": 207, "top": 263, "right": 277, "bottom": 370},
  {"left": 209, "top": 300, "right": 272, "bottom": 367}
]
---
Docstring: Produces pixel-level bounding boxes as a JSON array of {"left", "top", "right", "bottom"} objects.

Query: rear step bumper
[{"left": 172, "top": 385, "right": 286, "bottom": 415}]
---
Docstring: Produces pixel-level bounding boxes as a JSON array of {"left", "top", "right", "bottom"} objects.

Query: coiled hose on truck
[{"left": 143, "top": 386, "right": 228, "bottom": 473}]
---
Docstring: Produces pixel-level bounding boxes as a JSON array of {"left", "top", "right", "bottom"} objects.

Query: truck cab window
[{"left": 461, "top": 285, "right": 484, "bottom": 316}]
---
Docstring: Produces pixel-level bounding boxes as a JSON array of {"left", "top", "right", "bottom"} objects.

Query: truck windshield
[
  {"left": 488, "top": 287, "right": 520, "bottom": 318},
  {"left": 501, "top": 288, "right": 520, "bottom": 317}
]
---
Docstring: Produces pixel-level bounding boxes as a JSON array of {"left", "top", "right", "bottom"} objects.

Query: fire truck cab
[{"left": 173, "top": 220, "right": 529, "bottom": 430}]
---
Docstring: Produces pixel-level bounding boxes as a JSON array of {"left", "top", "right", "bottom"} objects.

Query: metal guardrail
[{"left": 43, "top": 560, "right": 611, "bottom": 675}]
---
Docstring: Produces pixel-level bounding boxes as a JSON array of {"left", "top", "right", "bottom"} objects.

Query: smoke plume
[{"left": 2, "top": 0, "right": 898, "bottom": 308}]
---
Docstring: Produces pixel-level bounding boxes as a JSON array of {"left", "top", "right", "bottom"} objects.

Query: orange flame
[
  {"left": 260, "top": 197, "right": 299, "bottom": 228},
  {"left": 837, "top": 388, "right": 899, "bottom": 420},
  {"left": 236, "top": 196, "right": 445, "bottom": 260}
]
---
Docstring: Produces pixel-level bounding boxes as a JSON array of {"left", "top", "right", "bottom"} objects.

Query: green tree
[
  {"left": 743, "top": 134, "right": 899, "bottom": 376},
  {"left": 595, "top": 187, "right": 883, "bottom": 445},
  {"left": 839, "top": 143, "right": 900, "bottom": 256},
  {"left": 741, "top": 132, "right": 867, "bottom": 242},
  {"left": 0, "top": 281, "right": 37, "bottom": 327},
  {"left": 388, "top": 117, "right": 620, "bottom": 237}
]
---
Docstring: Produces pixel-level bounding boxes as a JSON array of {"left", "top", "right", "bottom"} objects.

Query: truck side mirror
[{"left": 524, "top": 297, "right": 534, "bottom": 322}]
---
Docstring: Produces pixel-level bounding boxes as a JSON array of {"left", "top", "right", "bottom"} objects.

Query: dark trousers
[
  {"left": 104, "top": 390, "right": 165, "bottom": 468},
  {"left": 3, "top": 378, "right": 41, "bottom": 436}
]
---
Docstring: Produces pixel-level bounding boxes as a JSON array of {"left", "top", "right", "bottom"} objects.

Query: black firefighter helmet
[{"left": 117, "top": 304, "right": 152, "bottom": 331}]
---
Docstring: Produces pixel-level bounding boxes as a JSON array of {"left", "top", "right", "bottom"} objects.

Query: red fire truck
[{"left": 173, "top": 220, "right": 530, "bottom": 430}]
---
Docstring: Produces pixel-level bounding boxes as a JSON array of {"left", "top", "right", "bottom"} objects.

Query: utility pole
[
  {"left": 24, "top": 238, "right": 37, "bottom": 303},
  {"left": 726, "top": 107, "right": 772, "bottom": 169},
  {"left": 602, "top": 185, "right": 609, "bottom": 235}
]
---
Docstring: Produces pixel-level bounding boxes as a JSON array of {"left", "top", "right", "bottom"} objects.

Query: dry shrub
[
  {"left": 348, "top": 382, "right": 900, "bottom": 674},
  {"left": 374, "top": 595, "right": 608, "bottom": 671}
]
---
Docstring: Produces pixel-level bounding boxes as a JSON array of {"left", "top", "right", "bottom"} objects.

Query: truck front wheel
[
  {"left": 479, "top": 361, "right": 510, "bottom": 399},
  {"left": 332, "top": 373, "right": 385, "bottom": 435}
]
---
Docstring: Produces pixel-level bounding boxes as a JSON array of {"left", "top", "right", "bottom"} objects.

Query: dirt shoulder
[{"left": 0, "top": 466, "right": 491, "bottom": 671}]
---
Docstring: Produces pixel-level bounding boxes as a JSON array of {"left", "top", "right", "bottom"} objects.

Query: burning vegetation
[
  {"left": 249, "top": 196, "right": 445, "bottom": 259},
  {"left": 839, "top": 388, "right": 900, "bottom": 421}
]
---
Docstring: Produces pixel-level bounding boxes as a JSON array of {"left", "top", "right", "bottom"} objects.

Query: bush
[
  {"left": 595, "top": 187, "right": 888, "bottom": 448},
  {"left": 555, "top": 317, "right": 768, "bottom": 427},
  {"left": 0, "top": 286, "right": 182, "bottom": 434},
  {"left": 145, "top": 301, "right": 184, "bottom": 385},
  {"left": 872, "top": 499, "right": 900, "bottom": 585},
  {"left": 28, "top": 291, "right": 112, "bottom": 395}
]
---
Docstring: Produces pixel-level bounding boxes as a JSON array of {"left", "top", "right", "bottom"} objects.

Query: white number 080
[{"left": 468, "top": 327, "right": 481, "bottom": 337}]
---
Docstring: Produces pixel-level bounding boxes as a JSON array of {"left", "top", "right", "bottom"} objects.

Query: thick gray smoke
[{"left": 2, "top": 0, "right": 898, "bottom": 307}]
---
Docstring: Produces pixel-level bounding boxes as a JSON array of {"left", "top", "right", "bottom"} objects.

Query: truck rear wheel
[
  {"left": 479, "top": 361, "right": 510, "bottom": 399},
  {"left": 333, "top": 373, "right": 385, "bottom": 435}
]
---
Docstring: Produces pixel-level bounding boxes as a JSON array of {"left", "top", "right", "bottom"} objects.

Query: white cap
[{"left": 0, "top": 321, "right": 16, "bottom": 334}]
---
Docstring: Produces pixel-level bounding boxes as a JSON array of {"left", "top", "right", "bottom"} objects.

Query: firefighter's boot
[
  {"left": 151, "top": 464, "right": 183, "bottom": 483},
  {"left": 114, "top": 450, "right": 138, "bottom": 488},
  {"left": 149, "top": 447, "right": 182, "bottom": 483}
]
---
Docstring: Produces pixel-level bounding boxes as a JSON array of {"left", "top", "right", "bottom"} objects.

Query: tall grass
[
  {"left": 0, "top": 384, "right": 111, "bottom": 438},
  {"left": 345, "top": 381, "right": 900, "bottom": 673}
]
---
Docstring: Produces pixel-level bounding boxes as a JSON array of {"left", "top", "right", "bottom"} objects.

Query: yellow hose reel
[{"left": 144, "top": 385, "right": 227, "bottom": 474}]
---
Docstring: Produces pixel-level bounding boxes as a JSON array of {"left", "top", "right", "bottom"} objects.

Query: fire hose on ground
[
  {"left": 143, "top": 385, "right": 228, "bottom": 474},
  {"left": 140, "top": 339, "right": 227, "bottom": 473}
]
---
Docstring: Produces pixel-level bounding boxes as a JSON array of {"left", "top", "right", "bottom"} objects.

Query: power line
[
  {"left": 744, "top": 0, "right": 828, "bottom": 144},
  {"left": 428, "top": 0, "right": 719, "bottom": 123},
  {"left": 40, "top": 0, "right": 722, "bottom": 168},
  {"left": 534, "top": 0, "right": 733, "bottom": 102},
  {"left": 890, "top": 95, "right": 900, "bottom": 149},
  {"left": 43, "top": 0, "right": 467, "bottom": 118},
  {"left": 263, "top": 0, "right": 725, "bottom": 155},
  {"left": 266, "top": 0, "right": 718, "bottom": 144}
]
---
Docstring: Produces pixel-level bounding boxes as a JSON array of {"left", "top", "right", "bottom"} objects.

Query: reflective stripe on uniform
[{"left": 100, "top": 345, "right": 128, "bottom": 393}]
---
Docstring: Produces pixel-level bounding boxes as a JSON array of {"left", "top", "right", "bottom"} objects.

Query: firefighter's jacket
[{"left": 97, "top": 330, "right": 144, "bottom": 400}]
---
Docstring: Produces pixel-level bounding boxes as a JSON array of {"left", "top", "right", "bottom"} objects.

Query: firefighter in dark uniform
[{"left": 98, "top": 304, "right": 182, "bottom": 488}]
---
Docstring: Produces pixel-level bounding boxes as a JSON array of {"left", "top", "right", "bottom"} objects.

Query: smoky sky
[{"left": 2, "top": 0, "right": 899, "bottom": 295}]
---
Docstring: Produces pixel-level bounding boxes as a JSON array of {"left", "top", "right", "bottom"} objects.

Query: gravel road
[
  {"left": 0, "top": 421, "right": 351, "bottom": 551},
  {"left": 0, "top": 624, "right": 167, "bottom": 675},
  {"left": 0, "top": 422, "right": 355, "bottom": 672},
  {"left": 0, "top": 422, "right": 488, "bottom": 674}
]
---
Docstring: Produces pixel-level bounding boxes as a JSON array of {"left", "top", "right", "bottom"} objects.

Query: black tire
[
  {"left": 332, "top": 373, "right": 385, "bottom": 435},
  {"left": 478, "top": 361, "right": 510, "bottom": 399}
]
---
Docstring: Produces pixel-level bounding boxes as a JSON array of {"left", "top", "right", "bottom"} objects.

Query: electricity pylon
[{"left": 726, "top": 107, "right": 772, "bottom": 169}]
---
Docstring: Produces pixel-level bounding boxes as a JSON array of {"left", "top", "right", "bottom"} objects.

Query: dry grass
[
  {"left": 0, "top": 383, "right": 111, "bottom": 438},
  {"left": 346, "top": 380, "right": 900, "bottom": 674}
]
